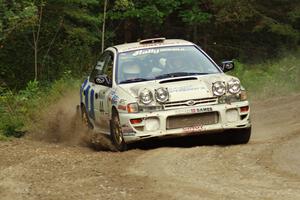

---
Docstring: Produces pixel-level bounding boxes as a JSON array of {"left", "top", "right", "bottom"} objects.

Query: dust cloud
[{"left": 27, "top": 91, "right": 114, "bottom": 151}]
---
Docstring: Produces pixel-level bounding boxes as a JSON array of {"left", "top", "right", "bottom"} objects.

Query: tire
[
  {"left": 81, "top": 105, "right": 93, "bottom": 129},
  {"left": 110, "top": 110, "right": 127, "bottom": 151},
  {"left": 229, "top": 127, "right": 251, "bottom": 144}
]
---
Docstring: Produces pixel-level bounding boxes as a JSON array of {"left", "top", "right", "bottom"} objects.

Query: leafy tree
[
  {"left": 0, "top": 0, "right": 299, "bottom": 90},
  {"left": 0, "top": 0, "right": 102, "bottom": 88},
  {"left": 0, "top": 0, "right": 36, "bottom": 42}
]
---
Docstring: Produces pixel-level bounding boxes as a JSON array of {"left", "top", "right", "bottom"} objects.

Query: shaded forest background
[{"left": 1, "top": 0, "right": 299, "bottom": 90}]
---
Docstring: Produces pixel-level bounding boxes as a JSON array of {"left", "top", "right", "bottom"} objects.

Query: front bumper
[{"left": 119, "top": 101, "right": 251, "bottom": 143}]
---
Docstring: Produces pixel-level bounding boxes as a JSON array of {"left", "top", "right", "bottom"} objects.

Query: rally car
[{"left": 80, "top": 38, "right": 251, "bottom": 151}]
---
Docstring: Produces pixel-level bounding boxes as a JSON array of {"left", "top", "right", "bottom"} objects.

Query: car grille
[
  {"left": 166, "top": 112, "right": 219, "bottom": 130},
  {"left": 164, "top": 97, "right": 218, "bottom": 109}
]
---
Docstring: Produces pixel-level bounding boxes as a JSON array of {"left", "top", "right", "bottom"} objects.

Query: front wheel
[
  {"left": 110, "top": 111, "right": 127, "bottom": 151},
  {"left": 81, "top": 105, "right": 93, "bottom": 129},
  {"left": 228, "top": 127, "right": 251, "bottom": 144}
]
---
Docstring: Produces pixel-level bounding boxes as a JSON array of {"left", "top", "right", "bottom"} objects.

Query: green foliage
[
  {"left": 213, "top": 0, "right": 257, "bottom": 23},
  {"left": 0, "top": 0, "right": 101, "bottom": 90},
  {"left": 19, "top": 80, "right": 40, "bottom": 99},
  {"left": 0, "top": 134, "right": 9, "bottom": 141},
  {"left": 1, "top": 0, "right": 299, "bottom": 91},
  {"left": 231, "top": 50, "right": 300, "bottom": 98},
  {"left": 288, "top": 6, "right": 300, "bottom": 29},
  {"left": 180, "top": 8, "right": 212, "bottom": 24},
  {"left": 113, "top": 0, "right": 134, "bottom": 11},
  {"left": 0, "top": 80, "right": 42, "bottom": 138},
  {"left": 0, "top": 0, "right": 37, "bottom": 41},
  {"left": 0, "top": 77, "right": 80, "bottom": 139},
  {"left": 0, "top": 88, "right": 26, "bottom": 138}
]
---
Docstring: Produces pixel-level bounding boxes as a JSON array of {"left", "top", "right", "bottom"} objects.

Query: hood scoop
[{"left": 159, "top": 77, "right": 197, "bottom": 84}]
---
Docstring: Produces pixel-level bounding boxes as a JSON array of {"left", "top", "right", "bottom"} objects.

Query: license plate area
[{"left": 166, "top": 112, "right": 219, "bottom": 130}]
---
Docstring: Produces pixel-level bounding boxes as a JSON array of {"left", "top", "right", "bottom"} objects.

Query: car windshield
[{"left": 116, "top": 45, "right": 220, "bottom": 84}]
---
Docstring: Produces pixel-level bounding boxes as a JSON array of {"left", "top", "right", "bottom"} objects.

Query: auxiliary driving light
[
  {"left": 155, "top": 88, "right": 169, "bottom": 103},
  {"left": 212, "top": 81, "right": 226, "bottom": 96},
  {"left": 139, "top": 89, "right": 153, "bottom": 104},
  {"left": 228, "top": 79, "right": 241, "bottom": 94}
]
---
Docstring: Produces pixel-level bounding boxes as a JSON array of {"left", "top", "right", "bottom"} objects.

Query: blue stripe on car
[
  {"left": 80, "top": 79, "right": 88, "bottom": 104},
  {"left": 84, "top": 85, "right": 90, "bottom": 113},
  {"left": 89, "top": 89, "right": 95, "bottom": 120},
  {"left": 80, "top": 87, "right": 82, "bottom": 104},
  {"left": 82, "top": 79, "right": 88, "bottom": 88}
]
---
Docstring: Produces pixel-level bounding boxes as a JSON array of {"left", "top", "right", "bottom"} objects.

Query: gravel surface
[{"left": 0, "top": 94, "right": 300, "bottom": 200}]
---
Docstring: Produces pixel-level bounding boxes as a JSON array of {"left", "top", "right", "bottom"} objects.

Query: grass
[
  {"left": 0, "top": 74, "right": 81, "bottom": 139},
  {"left": 231, "top": 50, "right": 300, "bottom": 99},
  {"left": 0, "top": 134, "right": 10, "bottom": 141}
]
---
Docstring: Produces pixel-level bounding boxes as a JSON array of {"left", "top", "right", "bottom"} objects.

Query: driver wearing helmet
[
  {"left": 122, "top": 62, "right": 141, "bottom": 81},
  {"left": 168, "top": 56, "right": 186, "bottom": 72}
]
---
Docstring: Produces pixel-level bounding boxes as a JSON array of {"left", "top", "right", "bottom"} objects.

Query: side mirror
[
  {"left": 221, "top": 61, "right": 235, "bottom": 72},
  {"left": 94, "top": 75, "right": 112, "bottom": 87}
]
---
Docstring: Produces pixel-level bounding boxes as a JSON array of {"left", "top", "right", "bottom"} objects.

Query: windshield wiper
[
  {"left": 155, "top": 72, "right": 208, "bottom": 79},
  {"left": 119, "top": 78, "right": 152, "bottom": 84}
]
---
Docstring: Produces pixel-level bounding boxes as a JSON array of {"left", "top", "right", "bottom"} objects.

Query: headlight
[
  {"left": 212, "top": 81, "right": 226, "bottom": 96},
  {"left": 155, "top": 88, "right": 169, "bottom": 103},
  {"left": 228, "top": 79, "right": 241, "bottom": 94},
  {"left": 139, "top": 89, "right": 153, "bottom": 104}
]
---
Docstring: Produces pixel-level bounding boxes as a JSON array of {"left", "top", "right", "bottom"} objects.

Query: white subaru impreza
[{"left": 80, "top": 38, "right": 251, "bottom": 151}]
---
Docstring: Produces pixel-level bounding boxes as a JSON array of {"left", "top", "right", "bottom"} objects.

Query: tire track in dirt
[
  {"left": 125, "top": 94, "right": 300, "bottom": 200},
  {"left": 0, "top": 139, "right": 169, "bottom": 200}
]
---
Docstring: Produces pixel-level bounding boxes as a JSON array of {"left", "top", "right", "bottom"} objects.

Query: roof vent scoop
[{"left": 139, "top": 37, "right": 166, "bottom": 44}]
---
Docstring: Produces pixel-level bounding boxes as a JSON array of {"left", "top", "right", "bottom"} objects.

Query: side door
[
  {"left": 101, "top": 51, "right": 114, "bottom": 121},
  {"left": 82, "top": 53, "right": 105, "bottom": 124},
  {"left": 91, "top": 51, "right": 114, "bottom": 133},
  {"left": 87, "top": 52, "right": 109, "bottom": 132}
]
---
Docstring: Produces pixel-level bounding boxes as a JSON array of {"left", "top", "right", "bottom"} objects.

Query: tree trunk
[
  {"left": 101, "top": 0, "right": 107, "bottom": 53},
  {"left": 33, "top": 4, "right": 43, "bottom": 81},
  {"left": 34, "top": 43, "right": 38, "bottom": 81}
]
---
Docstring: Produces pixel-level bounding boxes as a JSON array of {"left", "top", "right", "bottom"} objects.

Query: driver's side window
[
  {"left": 102, "top": 53, "right": 114, "bottom": 81},
  {"left": 89, "top": 53, "right": 108, "bottom": 82}
]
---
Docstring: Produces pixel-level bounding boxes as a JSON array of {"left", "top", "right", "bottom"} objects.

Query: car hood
[{"left": 118, "top": 74, "right": 237, "bottom": 102}]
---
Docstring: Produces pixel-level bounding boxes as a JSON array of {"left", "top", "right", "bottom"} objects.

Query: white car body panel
[{"left": 80, "top": 39, "right": 251, "bottom": 144}]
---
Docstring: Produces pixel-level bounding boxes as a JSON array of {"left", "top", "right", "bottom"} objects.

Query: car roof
[{"left": 113, "top": 39, "right": 195, "bottom": 53}]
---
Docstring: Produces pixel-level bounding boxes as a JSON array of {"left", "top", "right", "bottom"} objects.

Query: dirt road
[{"left": 0, "top": 94, "right": 300, "bottom": 200}]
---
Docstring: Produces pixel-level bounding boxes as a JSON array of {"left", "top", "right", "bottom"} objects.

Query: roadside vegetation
[
  {"left": 232, "top": 50, "right": 300, "bottom": 98},
  {"left": 0, "top": 74, "right": 80, "bottom": 140}
]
